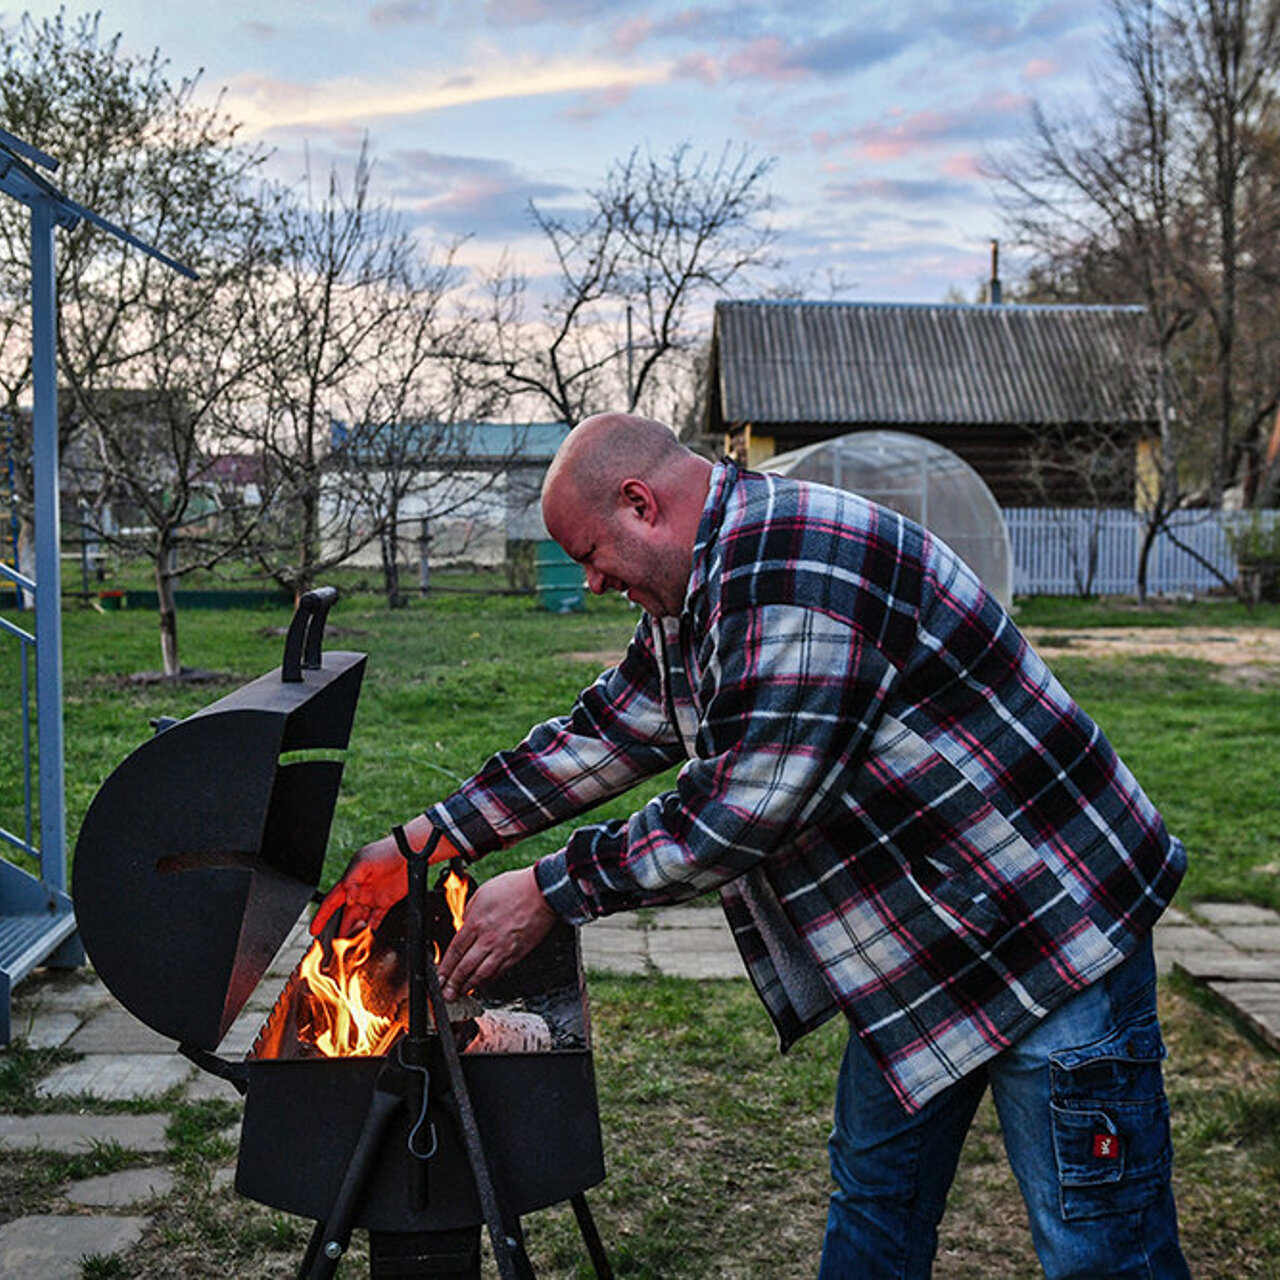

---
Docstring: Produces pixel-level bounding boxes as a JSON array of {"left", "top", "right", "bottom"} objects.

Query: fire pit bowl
[{"left": 72, "top": 588, "right": 609, "bottom": 1275}]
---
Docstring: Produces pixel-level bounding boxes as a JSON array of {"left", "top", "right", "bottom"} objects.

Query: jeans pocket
[{"left": 1048, "top": 1013, "right": 1173, "bottom": 1222}]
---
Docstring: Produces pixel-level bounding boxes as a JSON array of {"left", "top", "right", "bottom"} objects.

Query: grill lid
[{"left": 72, "top": 589, "right": 366, "bottom": 1051}]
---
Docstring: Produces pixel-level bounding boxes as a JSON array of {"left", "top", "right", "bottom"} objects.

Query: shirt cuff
[
  {"left": 424, "top": 792, "right": 496, "bottom": 862},
  {"left": 534, "top": 851, "right": 594, "bottom": 925}
]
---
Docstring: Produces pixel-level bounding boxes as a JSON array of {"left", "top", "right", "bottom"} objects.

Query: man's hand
[
  {"left": 311, "top": 815, "right": 461, "bottom": 937},
  {"left": 437, "top": 867, "right": 558, "bottom": 1001}
]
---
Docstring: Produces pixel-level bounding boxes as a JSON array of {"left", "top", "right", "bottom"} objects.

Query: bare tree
[
  {"left": 483, "top": 142, "right": 778, "bottom": 425},
  {"left": 1168, "top": 0, "right": 1280, "bottom": 501},
  {"left": 0, "top": 10, "right": 285, "bottom": 673},
  {"left": 62, "top": 203, "right": 282, "bottom": 675},
  {"left": 997, "top": 0, "right": 1280, "bottom": 541},
  {"left": 992, "top": 0, "right": 1268, "bottom": 597},
  {"left": 237, "top": 144, "right": 509, "bottom": 604},
  {"left": 329, "top": 292, "right": 512, "bottom": 608}
]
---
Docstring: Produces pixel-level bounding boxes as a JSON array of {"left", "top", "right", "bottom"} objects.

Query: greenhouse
[{"left": 758, "top": 430, "right": 1014, "bottom": 606}]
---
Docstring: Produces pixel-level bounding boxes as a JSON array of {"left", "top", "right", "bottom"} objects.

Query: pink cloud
[
  {"left": 726, "top": 36, "right": 809, "bottom": 83},
  {"left": 821, "top": 91, "right": 1030, "bottom": 162},
  {"left": 612, "top": 15, "right": 653, "bottom": 53},
  {"left": 559, "top": 84, "right": 634, "bottom": 123},
  {"left": 1022, "top": 57, "right": 1059, "bottom": 82},
  {"left": 942, "top": 152, "right": 983, "bottom": 179},
  {"left": 856, "top": 107, "right": 954, "bottom": 161},
  {"left": 673, "top": 51, "right": 720, "bottom": 86},
  {"left": 811, "top": 128, "right": 854, "bottom": 153}
]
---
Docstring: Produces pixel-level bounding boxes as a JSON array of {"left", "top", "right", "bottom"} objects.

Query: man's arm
[
  {"left": 315, "top": 620, "right": 683, "bottom": 938},
  {"left": 426, "top": 618, "right": 686, "bottom": 855},
  {"left": 311, "top": 814, "right": 461, "bottom": 936},
  {"left": 536, "top": 601, "right": 895, "bottom": 922}
]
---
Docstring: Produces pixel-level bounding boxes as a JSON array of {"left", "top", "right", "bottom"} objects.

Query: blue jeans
[{"left": 818, "top": 936, "right": 1189, "bottom": 1278}]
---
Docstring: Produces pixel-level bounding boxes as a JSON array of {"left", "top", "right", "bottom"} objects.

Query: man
[{"left": 316, "top": 412, "right": 1190, "bottom": 1277}]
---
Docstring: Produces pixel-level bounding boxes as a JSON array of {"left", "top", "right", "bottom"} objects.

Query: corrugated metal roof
[
  {"left": 713, "top": 300, "right": 1156, "bottom": 427},
  {"left": 332, "top": 419, "right": 569, "bottom": 464}
]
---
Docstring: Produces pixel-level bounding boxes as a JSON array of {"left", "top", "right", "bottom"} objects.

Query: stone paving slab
[
  {"left": 65, "top": 1006, "right": 176, "bottom": 1054},
  {"left": 220, "top": 1010, "right": 265, "bottom": 1057},
  {"left": 0, "top": 1214, "right": 150, "bottom": 1280},
  {"left": 652, "top": 927, "right": 745, "bottom": 980},
  {"left": 266, "top": 921, "right": 313, "bottom": 979},
  {"left": 35, "top": 1052, "right": 191, "bottom": 1101},
  {"left": 1174, "top": 954, "right": 1280, "bottom": 982},
  {"left": 1211, "top": 924, "right": 1280, "bottom": 953},
  {"left": 15, "top": 1011, "right": 82, "bottom": 1050},
  {"left": 183, "top": 1066, "right": 246, "bottom": 1102},
  {"left": 649, "top": 907, "right": 733, "bottom": 931},
  {"left": 1208, "top": 980, "right": 1280, "bottom": 1053},
  {"left": 12, "top": 975, "right": 113, "bottom": 1015},
  {"left": 1193, "top": 902, "right": 1280, "bottom": 927},
  {"left": 65, "top": 1166, "right": 176, "bottom": 1207},
  {"left": 0, "top": 1113, "right": 169, "bottom": 1154},
  {"left": 658, "top": 951, "right": 745, "bottom": 980},
  {"left": 581, "top": 936, "right": 649, "bottom": 976},
  {"left": 1155, "top": 923, "right": 1244, "bottom": 976}
]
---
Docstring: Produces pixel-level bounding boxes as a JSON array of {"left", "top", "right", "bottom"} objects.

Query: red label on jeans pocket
[{"left": 1092, "top": 1133, "right": 1121, "bottom": 1159}]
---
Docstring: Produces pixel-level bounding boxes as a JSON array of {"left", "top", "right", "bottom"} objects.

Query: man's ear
[{"left": 618, "top": 478, "right": 658, "bottom": 525}]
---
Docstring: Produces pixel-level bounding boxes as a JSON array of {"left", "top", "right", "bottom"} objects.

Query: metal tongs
[{"left": 396, "top": 824, "right": 532, "bottom": 1280}]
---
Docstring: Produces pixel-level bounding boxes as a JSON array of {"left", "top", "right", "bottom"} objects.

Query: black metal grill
[{"left": 72, "top": 589, "right": 611, "bottom": 1278}]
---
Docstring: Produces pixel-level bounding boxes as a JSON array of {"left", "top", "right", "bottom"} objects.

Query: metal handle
[
  {"left": 177, "top": 1044, "right": 249, "bottom": 1096},
  {"left": 281, "top": 587, "right": 339, "bottom": 683},
  {"left": 395, "top": 823, "right": 444, "bottom": 1212}
]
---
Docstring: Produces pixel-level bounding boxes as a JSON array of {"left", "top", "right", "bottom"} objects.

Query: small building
[
  {"left": 704, "top": 299, "right": 1158, "bottom": 507},
  {"left": 323, "top": 419, "right": 570, "bottom": 568}
]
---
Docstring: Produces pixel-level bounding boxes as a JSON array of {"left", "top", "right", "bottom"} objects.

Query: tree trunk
[
  {"left": 155, "top": 539, "right": 181, "bottom": 678},
  {"left": 382, "top": 506, "right": 405, "bottom": 608},
  {"left": 15, "top": 517, "right": 36, "bottom": 611}
]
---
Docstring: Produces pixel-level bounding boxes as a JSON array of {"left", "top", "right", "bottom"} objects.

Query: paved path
[{"left": 1, "top": 902, "right": 1278, "bottom": 1276}]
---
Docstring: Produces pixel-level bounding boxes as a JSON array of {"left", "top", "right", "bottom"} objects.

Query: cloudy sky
[{"left": 15, "top": 0, "right": 1110, "bottom": 302}]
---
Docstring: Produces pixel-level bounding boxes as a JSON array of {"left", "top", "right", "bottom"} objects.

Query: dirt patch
[
  {"left": 565, "top": 628, "right": 1280, "bottom": 685},
  {"left": 561, "top": 650, "right": 626, "bottom": 669},
  {"left": 1025, "top": 626, "right": 1280, "bottom": 687}
]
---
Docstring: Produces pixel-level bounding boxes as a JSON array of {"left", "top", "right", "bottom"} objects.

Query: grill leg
[
  {"left": 570, "top": 1193, "right": 614, "bottom": 1280},
  {"left": 370, "top": 1227, "right": 481, "bottom": 1277}
]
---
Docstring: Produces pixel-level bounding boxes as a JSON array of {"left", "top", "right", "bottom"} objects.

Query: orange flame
[
  {"left": 289, "top": 875, "right": 474, "bottom": 1059},
  {"left": 295, "top": 928, "right": 407, "bottom": 1058},
  {"left": 444, "top": 868, "right": 469, "bottom": 934}
]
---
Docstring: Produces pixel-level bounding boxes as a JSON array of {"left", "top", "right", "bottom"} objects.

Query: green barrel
[{"left": 534, "top": 540, "right": 585, "bottom": 613}]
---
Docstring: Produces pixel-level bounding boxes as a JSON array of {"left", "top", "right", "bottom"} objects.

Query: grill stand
[{"left": 295, "top": 827, "right": 613, "bottom": 1280}]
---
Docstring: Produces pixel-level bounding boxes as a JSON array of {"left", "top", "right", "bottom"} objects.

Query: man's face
[{"left": 548, "top": 490, "right": 691, "bottom": 619}]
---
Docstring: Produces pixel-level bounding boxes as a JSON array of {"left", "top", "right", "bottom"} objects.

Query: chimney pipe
[{"left": 989, "top": 239, "right": 1002, "bottom": 305}]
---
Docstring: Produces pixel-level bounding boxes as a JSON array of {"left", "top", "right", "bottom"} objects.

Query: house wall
[
  {"left": 732, "top": 421, "right": 1139, "bottom": 508},
  {"left": 320, "top": 463, "right": 551, "bottom": 570}
]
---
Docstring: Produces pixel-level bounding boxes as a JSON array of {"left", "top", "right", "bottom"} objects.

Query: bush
[{"left": 1226, "top": 514, "right": 1280, "bottom": 603}]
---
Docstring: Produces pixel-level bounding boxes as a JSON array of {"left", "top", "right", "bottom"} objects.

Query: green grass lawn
[
  {"left": 5, "top": 582, "right": 1275, "bottom": 903},
  {"left": 2, "top": 585, "right": 1280, "bottom": 1275}
]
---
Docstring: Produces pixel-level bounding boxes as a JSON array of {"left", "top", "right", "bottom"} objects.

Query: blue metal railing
[
  {"left": 0, "top": 558, "right": 80, "bottom": 1042},
  {"left": 0, "top": 562, "right": 37, "bottom": 865}
]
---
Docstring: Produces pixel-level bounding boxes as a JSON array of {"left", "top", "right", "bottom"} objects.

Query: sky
[{"left": 12, "top": 0, "right": 1112, "bottom": 304}]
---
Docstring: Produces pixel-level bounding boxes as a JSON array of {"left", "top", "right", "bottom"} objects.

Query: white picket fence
[{"left": 1004, "top": 507, "right": 1280, "bottom": 597}]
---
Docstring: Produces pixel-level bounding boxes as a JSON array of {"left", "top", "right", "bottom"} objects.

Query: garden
[{"left": 1, "top": 581, "right": 1279, "bottom": 1276}]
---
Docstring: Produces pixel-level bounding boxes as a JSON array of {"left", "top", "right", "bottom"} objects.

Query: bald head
[
  {"left": 543, "top": 413, "right": 688, "bottom": 521},
  {"left": 541, "top": 412, "right": 713, "bottom": 618}
]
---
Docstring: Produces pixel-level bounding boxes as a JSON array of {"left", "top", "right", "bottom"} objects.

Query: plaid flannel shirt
[{"left": 427, "top": 462, "right": 1186, "bottom": 1112}]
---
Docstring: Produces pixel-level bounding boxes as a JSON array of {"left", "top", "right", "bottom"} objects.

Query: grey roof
[{"left": 712, "top": 300, "right": 1157, "bottom": 428}]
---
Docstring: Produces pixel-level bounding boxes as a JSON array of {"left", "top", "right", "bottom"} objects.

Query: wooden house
[{"left": 704, "top": 300, "right": 1158, "bottom": 507}]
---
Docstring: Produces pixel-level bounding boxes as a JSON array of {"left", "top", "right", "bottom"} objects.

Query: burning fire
[
  {"left": 291, "top": 866, "right": 474, "bottom": 1059},
  {"left": 444, "top": 867, "right": 469, "bottom": 933},
  {"left": 295, "top": 928, "right": 407, "bottom": 1058}
]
